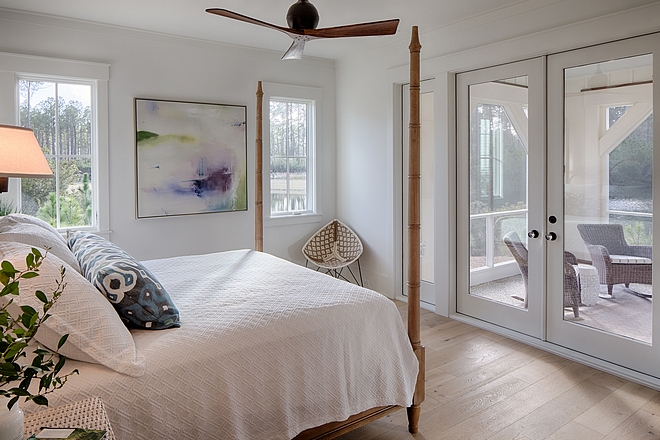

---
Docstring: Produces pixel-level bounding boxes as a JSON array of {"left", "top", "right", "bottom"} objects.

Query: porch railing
[{"left": 470, "top": 208, "right": 527, "bottom": 270}]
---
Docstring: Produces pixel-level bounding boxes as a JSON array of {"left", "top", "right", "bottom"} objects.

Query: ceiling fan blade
[
  {"left": 281, "top": 38, "right": 307, "bottom": 60},
  {"left": 306, "top": 19, "right": 400, "bottom": 38},
  {"left": 206, "top": 8, "right": 295, "bottom": 36}
]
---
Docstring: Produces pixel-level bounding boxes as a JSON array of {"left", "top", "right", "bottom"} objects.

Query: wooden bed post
[
  {"left": 255, "top": 81, "right": 264, "bottom": 252},
  {"left": 407, "top": 25, "right": 425, "bottom": 434}
]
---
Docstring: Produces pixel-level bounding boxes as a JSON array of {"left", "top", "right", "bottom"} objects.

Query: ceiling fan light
[{"left": 286, "top": 0, "right": 319, "bottom": 30}]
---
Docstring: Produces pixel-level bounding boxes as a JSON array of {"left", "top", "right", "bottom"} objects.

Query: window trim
[
  {"left": 0, "top": 52, "right": 109, "bottom": 235},
  {"left": 262, "top": 82, "right": 322, "bottom": 226}
]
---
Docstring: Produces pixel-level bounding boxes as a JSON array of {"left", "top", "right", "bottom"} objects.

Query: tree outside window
[{"left": 608, "top": 108, "right": 653, "bottom": 245}]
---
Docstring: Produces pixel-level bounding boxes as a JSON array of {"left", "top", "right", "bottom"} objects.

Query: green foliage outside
[
  {"left": 624, "top": 222, "right": 653, "bottom": 246},
  {"left": 28, "top": 172, "right": 92, "bottom": 228},
  {"left": 0, "top": 248, "right": 78, "bottom": 409},
  {"left": 0, "top": 200, "right": 16, "bottom": 216},
  {"left": 609, "top": 113, "right": 653, "bottom": 202}
]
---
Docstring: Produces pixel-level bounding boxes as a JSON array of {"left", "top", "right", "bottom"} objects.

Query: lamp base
[{"left": 0, "top": 177, "right": 7, "bottom": 193}]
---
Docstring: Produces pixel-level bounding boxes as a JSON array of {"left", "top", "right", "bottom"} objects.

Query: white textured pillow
[
  {"left": 0, "top": 241, "right": 145, "bottom": 377},
  {"left": 0, "top": 216, "right": 81, "bottom": 273},
  {"left": 0, "top": 214, "right": 66, "bottom": 244}
]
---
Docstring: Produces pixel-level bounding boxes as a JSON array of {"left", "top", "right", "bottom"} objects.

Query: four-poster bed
[
  {"left": 5, "top": 27, "right": 425, "bottom": 440},
  {"left": 282, "top": 26, "right": 425, "bottom": 438}
]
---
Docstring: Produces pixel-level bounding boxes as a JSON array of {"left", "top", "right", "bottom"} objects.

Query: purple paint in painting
[{"left": 191, "top": 167, "right": 232, "bottom": 197}]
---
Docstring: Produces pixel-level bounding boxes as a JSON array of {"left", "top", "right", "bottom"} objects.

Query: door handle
[
  {"left": 527, "top": 230, "right": 539, "bottom": 239},
  {"left": 545, "top": 232, "right": 557, "bottom": 241}
]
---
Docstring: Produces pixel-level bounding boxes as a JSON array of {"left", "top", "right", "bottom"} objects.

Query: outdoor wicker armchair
[
  {"left": 503, "top": 231, "right": 580, "bottom": 317},
  {"left": 577, "top": 223, "right": 652, "bottom": 297}
]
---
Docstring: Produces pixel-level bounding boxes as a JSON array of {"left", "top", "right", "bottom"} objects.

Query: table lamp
[{"left": 0, "top": 124, "right": 53, "bottom": 193}]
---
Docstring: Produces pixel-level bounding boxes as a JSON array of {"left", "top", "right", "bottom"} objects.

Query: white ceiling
[{"left": 0, "top": 0, "right": 658, "bottom": 60}]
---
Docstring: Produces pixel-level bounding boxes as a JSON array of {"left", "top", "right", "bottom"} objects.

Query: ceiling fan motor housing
[{"left": 286, "top": 0, "right": 319, "bottom": 30}]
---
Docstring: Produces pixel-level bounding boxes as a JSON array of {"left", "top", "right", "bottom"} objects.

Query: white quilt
[{"left": 23, "top": 249, "right": 419, "bottom": 440}]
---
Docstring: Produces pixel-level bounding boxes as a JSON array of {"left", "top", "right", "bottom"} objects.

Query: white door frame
[
  {"left": 403, "top": 80, "right": 436, "bottom": 306},
  {"left": 456, "top": 57, "right": 546, "bottom": 339},
  {"left": 546, "top": 32, "right": 660, "bottom": 377}
]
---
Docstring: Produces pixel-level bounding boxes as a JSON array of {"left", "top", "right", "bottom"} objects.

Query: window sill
[
  {"left": 265, "top": 213, "right": 323, "bottom": 228},
  {"left": 58, "top": 226, "right": 110, "bottom": 240}
]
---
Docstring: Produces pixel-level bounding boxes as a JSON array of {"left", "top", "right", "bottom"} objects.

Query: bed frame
[{"left": 254, "top": 26, "right": 424, "bottom": 439}]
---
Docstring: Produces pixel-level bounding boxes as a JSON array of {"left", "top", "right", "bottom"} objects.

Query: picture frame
[{"left": 134, "top": 98, "right": 247, "bottom": 218}]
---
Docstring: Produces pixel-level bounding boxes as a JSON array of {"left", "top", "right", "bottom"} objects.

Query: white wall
[
  {"left": 0, "top": 10, "right": 337, "bottom": 265},
  {"left": 335, "top": 0, "right": 660, "bottom": 301}
]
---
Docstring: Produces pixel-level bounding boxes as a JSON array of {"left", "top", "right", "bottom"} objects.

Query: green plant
[
  {"left": 0, "top": 248, "right": 78, "bottom": 409},
  {"left": 0, "top": 199, "right": 16, "bottom": 216},
  {"left": 624, "top": 221, "right": 652, "bottom": 246}
]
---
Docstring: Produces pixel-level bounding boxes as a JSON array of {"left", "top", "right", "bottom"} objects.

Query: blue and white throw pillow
[{"left": 68, "top": 231, "right": 180, "bottom": 329}]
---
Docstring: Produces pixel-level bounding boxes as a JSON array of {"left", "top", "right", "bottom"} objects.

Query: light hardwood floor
[{"left": 336, "top": 302, "right": 660, "bottom": 440}]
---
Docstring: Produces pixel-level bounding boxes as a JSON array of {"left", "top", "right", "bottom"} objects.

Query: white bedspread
[{"left": 24, "top": 249, "right": 418, "bottom": 439}]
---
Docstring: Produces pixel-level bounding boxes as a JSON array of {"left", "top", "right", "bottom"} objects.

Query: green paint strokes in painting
[
  {"left": 137, "top": 133, "right": 197, "bottom": 148},
  {"left": 234, "top": 170, "right": 247, "bottom": 211}
]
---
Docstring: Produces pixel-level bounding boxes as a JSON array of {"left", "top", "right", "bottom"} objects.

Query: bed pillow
[
  {"left": 0, "top": 213, "right": 66, "bottom": 244},
  {"left": 0, "top": 241, "right": 146, "bottom": 377},
  {"left": 0, "top": 216, "right": 81, "bottom": 273},
  {"left": 68, "top": 231, "right": 180, "bottom": 330}
]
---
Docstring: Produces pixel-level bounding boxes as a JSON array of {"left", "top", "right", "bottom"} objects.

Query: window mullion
[{"left": 54, "top": 82, "right": 61, "bottom": 229}]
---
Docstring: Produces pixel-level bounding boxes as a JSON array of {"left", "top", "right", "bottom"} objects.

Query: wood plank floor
[{"left": 336, "top": 302, "right": 660, "bottom": 440}]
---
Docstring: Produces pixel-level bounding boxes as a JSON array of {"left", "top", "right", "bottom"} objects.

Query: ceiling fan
[{"left": 206, "top": 0, "right": 400, "bottom": 60}]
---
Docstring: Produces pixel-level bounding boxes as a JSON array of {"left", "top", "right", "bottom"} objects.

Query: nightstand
[{"left": 23, "top": 397, "right": 116, "bottom": 440}]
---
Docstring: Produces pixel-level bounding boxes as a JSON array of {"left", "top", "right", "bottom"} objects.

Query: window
[
  {"left": 472, "top": 103, "right": 524, "bottom": 203},
  {"left": 0, "top": 52, "right": 109, "bottom": 233},
  {"left": 263, "top": 82, "right": 321, "bottom": 220},
  {"left": 607, "top": 105, "right": 630, "bottom": 129},
  {"left": 269, "top": 98, "right": 314, "bottom": 215},
  {"left": 19, "top": 78, "right": 94, "bottom": 227}
]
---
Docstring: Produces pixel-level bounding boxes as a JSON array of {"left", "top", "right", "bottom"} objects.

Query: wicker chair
[
  {"left": 303, "top": 219, "right": 363, "bottom": 286},
  {"left": 577, "top": 223, "right": 652, "bottom": 297},
  {"left": 503, "top": 231, "right": 580, "bottom": 317}
]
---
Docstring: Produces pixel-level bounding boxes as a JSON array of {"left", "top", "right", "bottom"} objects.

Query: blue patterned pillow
[{"left": 68, "top": 231, "right": 180, "bottom": 329}]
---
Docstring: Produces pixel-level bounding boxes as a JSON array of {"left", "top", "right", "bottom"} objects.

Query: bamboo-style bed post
[
  {"left": 255, "top": 81, "right": 264, "bottom": 252},
  {"left": 407, "top": 25, "right": 425, "bottom": 434},
  {"left": 271, "top": 27, "right": 424, "bottom": 440}
]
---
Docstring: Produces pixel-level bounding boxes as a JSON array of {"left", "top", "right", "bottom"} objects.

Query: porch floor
[{"left": 471, "top": 276, "right": 652, "bottom": 343}]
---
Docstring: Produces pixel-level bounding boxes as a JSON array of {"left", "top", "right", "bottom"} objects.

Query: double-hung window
[
  {"left": 270, "top": 98, "right": 313, "bottom": 215},
  {"left": 0, "top": 53, "right": 109, "bottom": 232},
  {"left": 265, "top": 83, "right": 321, "bottom": 219},
  {"left": 18, "top": 78, "right": 94, "bottom": 227}
]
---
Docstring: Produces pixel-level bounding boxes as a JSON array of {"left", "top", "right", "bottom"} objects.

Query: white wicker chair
[{"left": 303, "top": 219, "right": 364, "bottom": 285}]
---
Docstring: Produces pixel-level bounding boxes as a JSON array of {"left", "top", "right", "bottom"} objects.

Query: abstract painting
[{"left": 135, "top": 98, "right": 247, "bottom": 218}]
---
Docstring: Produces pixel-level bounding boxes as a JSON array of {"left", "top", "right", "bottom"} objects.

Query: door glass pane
[
  {"left": 468, "top": 76, "right": 529, "bottom": 308},
  {"left": 564, "top": 54, "right": 653, "bottom": 343}
]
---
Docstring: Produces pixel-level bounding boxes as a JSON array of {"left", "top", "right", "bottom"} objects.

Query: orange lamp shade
[{"left": 0, "top": 124, "right": 53, "bottom": 179}]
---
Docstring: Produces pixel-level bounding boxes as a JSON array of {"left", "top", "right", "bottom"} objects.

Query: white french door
[
  {"left": 455, "top": 32, "right": 660, "bottom": 377},
  {"left": 546, "top": 33, "right": 660, "bottom": 377},
  {"left": 456, "top": 58, "right": 546, "bottom": 339}
]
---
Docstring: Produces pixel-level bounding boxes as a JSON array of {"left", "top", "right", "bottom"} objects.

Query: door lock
[
  {"left": 528, "top": 230, "right": 539, "bottom": 239},
  {"left": 545, "top": 232, "right": 557, "bottom": 241}
]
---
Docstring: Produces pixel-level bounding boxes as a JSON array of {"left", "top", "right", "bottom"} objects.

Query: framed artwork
[{"left": 135, "top": 98, "right": 247, "bottom": 218}]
